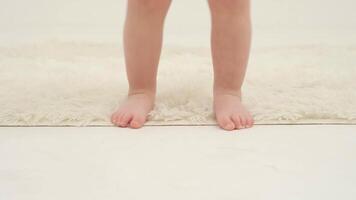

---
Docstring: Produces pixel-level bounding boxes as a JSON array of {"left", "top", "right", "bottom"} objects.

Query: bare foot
[
  {"left": 213, "top": 90, "right": 254, "bottom": 131},
  {"left": 111, "top": 92, "right": 155, "bottom": 129}
]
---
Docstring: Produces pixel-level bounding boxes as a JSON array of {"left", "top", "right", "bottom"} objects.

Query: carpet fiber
[{"left": 0, "top": 41, "right": 355, "bottom": 126}]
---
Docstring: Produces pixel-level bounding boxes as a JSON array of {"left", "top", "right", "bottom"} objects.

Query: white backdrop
[{"left": 0, "top": 0, "right": 356, "bottom": 46}]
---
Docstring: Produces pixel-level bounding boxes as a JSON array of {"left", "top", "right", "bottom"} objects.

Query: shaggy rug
[{"left": 0, "top": 41, "right": 355, "bottom": 126}]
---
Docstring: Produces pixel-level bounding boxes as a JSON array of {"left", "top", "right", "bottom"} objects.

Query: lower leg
[
  {"left": 208, "top": 0, "right": 254, "bottom": 130},
  {"left": 125, "top": 0, "right": 171, "bottom": 95},
  {"left": 112, "top": 0, "right": 171, "bottom": 128}
]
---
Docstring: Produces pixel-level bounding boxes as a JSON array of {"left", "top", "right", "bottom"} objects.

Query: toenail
[
  {"left": 225, "top": 123, "right": 234, "bottom": 130},
  {"left": 130, "top": 121, "right": 142, "bottom": 128}
]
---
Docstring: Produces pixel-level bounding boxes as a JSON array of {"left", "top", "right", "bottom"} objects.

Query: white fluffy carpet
[{"left": 0, "top": 41, "right": 355, "bottom": 126}]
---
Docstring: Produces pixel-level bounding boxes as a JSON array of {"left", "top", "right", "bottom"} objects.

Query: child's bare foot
[
  {"left": 111, "top": 91, "right": 155, "bottom": 129},
  {"left": 213, "top": 89, "right": 254, "bottom": 131}
]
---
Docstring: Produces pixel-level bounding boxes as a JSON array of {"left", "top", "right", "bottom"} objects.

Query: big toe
[
  {"left": 245, "top": 114, "right": 254, "bottom": 128},
  {"left": 129, "top": 115, "right": 146, "bottom": 129},
  {"left": 111, "top": 112, "right": 123, "bottom": 126},
  {"left": 231, "top": 115, "right": 243, "bottom": 129},
  {"left": 216, "top": 116, "right": 235, "bottom": 131},
  {"left": 118, "top": 113, "right": 133, "bottom": 127}
]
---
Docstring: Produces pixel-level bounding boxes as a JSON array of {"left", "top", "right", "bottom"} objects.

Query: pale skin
[{"left": 111, "top": 0, "right": 254, "bottom": 131}]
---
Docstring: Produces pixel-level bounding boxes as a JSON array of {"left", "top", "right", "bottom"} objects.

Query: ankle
[
  {"left": 213, "top": 86, "right": 242, "bottom": 99},
  {"left": 128, "top": 88, "right": 156, "bottom": 98}
]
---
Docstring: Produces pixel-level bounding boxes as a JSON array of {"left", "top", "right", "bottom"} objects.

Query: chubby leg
[
  {"left": 111, "top": 0, "right": 171, "bottom": 128},
  {"left": 208, "top": 0, "right": 254, "bottom": 130}
]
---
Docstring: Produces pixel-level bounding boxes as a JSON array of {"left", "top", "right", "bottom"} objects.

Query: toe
[
  {"left": 246, "top": 115, "right": 254, "bottom": 128},
  {"left": 130, "top": 115, "right": 146, "bottom": 129},
  {"left": 111, "top": 112, "right": 122, "bottom": 126},
  {"left": 119, "top": 113, "right": 133, "bottom": 127},
  {"left": 231, "top": 115, "right": 242, "bottom": 130},
  {"left": 217, "top": 115, "right": 235, "bottom": 131},
  {"left": 240, "top": 116, "right": 247, "bottom": 129}
]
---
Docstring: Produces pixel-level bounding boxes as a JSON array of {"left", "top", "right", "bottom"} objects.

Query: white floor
[{"left": 0, "top": 125, "right": 355, "bottom": 200}]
